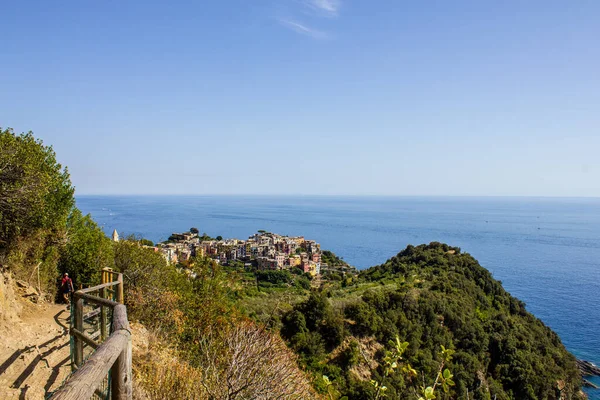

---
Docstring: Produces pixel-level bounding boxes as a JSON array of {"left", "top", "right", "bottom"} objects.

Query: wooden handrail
[
  {"left": 78, "top": 280, "right": 121, "bottom": 294},
  {"left": 71, "top": 328, "right": 100, "bottom": 350},
  {"left": 50, "top": 331, "right": 130, "bottom": 399},
  {"left": 50, "top": 270, "right": 132, "bottom": 400},
  {"left": 75, "top": 292, "right": 120, "bottom": 308},
  {"left": 83, "top": 307, "right": 101, "bottom": 320}
]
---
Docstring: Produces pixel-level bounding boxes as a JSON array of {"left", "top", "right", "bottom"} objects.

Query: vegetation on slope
[
  {"left": 2, "top": 127, "right": 585, "bottom": 399},
  {"left": 118, "top": 245, "right": 317, "bottom": 399},
  {"left": 274, "top": 243, "right": 583, "bottom": 399},
  {"left": 321, "top": 250, "right": 347, "bottom": 267},
  {"left": 0, "top": 128, "right": 75, "bottom": 298},
  {"left": 1, "top": 128, "right": 316, "bottom": 399}
]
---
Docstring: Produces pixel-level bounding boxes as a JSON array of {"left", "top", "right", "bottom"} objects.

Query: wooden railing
[{"left": 51, "top": 269, "right": 132, "bottom": 400}]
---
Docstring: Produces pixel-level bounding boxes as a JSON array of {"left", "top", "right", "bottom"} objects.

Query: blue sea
[{"left": 77, "top": 195, "right": 600, "bottom": 397}]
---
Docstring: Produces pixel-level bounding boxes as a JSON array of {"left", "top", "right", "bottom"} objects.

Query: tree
[
  {"left": 190, "top": 227, "right": 199, "bottom": 234},
  {"left": 255, "top": 270, "right": 292, "bottom": 285},
  {"left": 216, "top": 235, "right": 223, "bottom": 241},
  {"left": 0, "top": 128, "right": 74, "bottom": 250},
  {"left": 58, "top": 208, "right": 114, "bottom": 286},
  {"left": 285, "top": 292, "right": 345, "bottom": 352},
  {"left": 296, "top": 276, "right": 311, "bottom": 290},
  {"left": 0, "top": 128, "right": 75, "bottom": 296},
  {"left": 114, "top": 238, "right": 169, "bottom": 292},
  {"left": 140, "top": 238, "right": 154, "bottom": 247}
]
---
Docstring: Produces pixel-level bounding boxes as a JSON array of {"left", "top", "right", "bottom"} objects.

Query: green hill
[{"left": 277, "top": 242, "right": 584, "bottom": 399}]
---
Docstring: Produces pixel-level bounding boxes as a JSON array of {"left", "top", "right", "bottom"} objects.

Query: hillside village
[{"left": 113, "top": 229, "right": 354, "bottom": 277}]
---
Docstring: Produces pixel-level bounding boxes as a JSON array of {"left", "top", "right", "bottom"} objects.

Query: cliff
[{"left": 0, "top": 269, "right": 22, "bottom": 333}]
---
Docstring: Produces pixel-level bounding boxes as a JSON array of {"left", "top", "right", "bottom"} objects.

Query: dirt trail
[{"left": 0, "top": 302, "right": 72, "bottom": 399}]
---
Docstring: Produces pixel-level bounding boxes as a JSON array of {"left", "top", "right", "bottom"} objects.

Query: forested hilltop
[
  {"left": 269, "top": 243, "right": 584, "bottom": 399},
  {"left": 1, "top": 127, "right": 585, "bottom": 399}
]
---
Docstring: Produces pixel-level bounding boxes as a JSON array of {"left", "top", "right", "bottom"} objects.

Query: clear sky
[{"left": 1, "top": 0, "right": 599, "bottom": 196}]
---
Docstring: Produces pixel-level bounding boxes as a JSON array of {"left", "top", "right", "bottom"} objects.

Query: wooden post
[
  {"left": 74, "top": 296, "right": 84, "bottom": 367},
  {"left": 110, "top": 336, "right": 132, "bottom": 400},
  {"left": 111, "top": 305, "right": 132, "bottom": 400},
  {"left": 100, "top": 288, "right": 107, "bottom": 341},
  {"left": 100, "top": 269, "right": 108, "bottom": 341},
  {"left": 116, "top": 273, "right": 124, "bottom": 304}
]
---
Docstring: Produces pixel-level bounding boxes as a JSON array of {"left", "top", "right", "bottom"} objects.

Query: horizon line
[{"left": 75, "top": 193, "right": 600, "bottom": 199}]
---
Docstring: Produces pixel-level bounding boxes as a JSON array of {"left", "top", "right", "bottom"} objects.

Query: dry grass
[
  {"left": 2, "top": 232, "right": 61, "bottom": 302},
  {"left": 131, "top": 321, "right": 319, "bottom": 400},
  {"left": 132, "top": 324, "right": 206, "bottom": 400},
  {"left": 198, "top": 320, "right": 318, "bottom": 399}
]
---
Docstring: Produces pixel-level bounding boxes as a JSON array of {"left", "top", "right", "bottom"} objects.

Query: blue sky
[{"left": 1, "top": 0, "right": 599, "bottom": 196}]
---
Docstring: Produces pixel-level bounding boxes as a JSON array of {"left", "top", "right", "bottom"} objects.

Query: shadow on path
[
  {"left": 44, "top": 355, "right": 71, "bottom": 395},
  {"left": 53, "top": 309, "right": 70, "bottom": 334},
  {"left": 10, "top": 341, "right": 69, "bottom": 389},
  {"left": 18, "top": 384, "right": 29, "bottom": 400},
  {"left": 0, "top": 331, "right": 66, "bottom": 376}
]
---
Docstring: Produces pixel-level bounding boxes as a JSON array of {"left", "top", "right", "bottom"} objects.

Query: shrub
[
  {"left": 0, "top": 128, "right": 75, "bottom": 297},
  {"left": 198, "top": 320, "right": 316, "bottom": 399}
]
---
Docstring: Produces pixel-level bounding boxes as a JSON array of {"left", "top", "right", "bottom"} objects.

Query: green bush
[
  {"left": 1, "top": 128, "right": 75, "bottom": 296},
  {"left": 256, "top": 270, "right": 293, "bottom": 285},
  {"left": 58, "top": 208, "right": 114, "bottom": 287}
]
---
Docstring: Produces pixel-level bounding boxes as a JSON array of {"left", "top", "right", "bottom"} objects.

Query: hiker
[{"left": 61, "top": 273, "right": 74, "bottom": 304}]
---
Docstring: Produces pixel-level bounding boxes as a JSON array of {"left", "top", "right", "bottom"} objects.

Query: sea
[{"left": 77, "top": 195, "right": 600, "bottom": 397}]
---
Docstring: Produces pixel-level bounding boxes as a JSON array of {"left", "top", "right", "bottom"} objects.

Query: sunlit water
[{"left": 78, "top": 195, "right": 600, "bottom": 398}]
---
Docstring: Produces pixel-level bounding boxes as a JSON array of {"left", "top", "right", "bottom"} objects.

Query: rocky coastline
[{"left": 577, "top": 359, "right": 600, "bottom": 389}]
